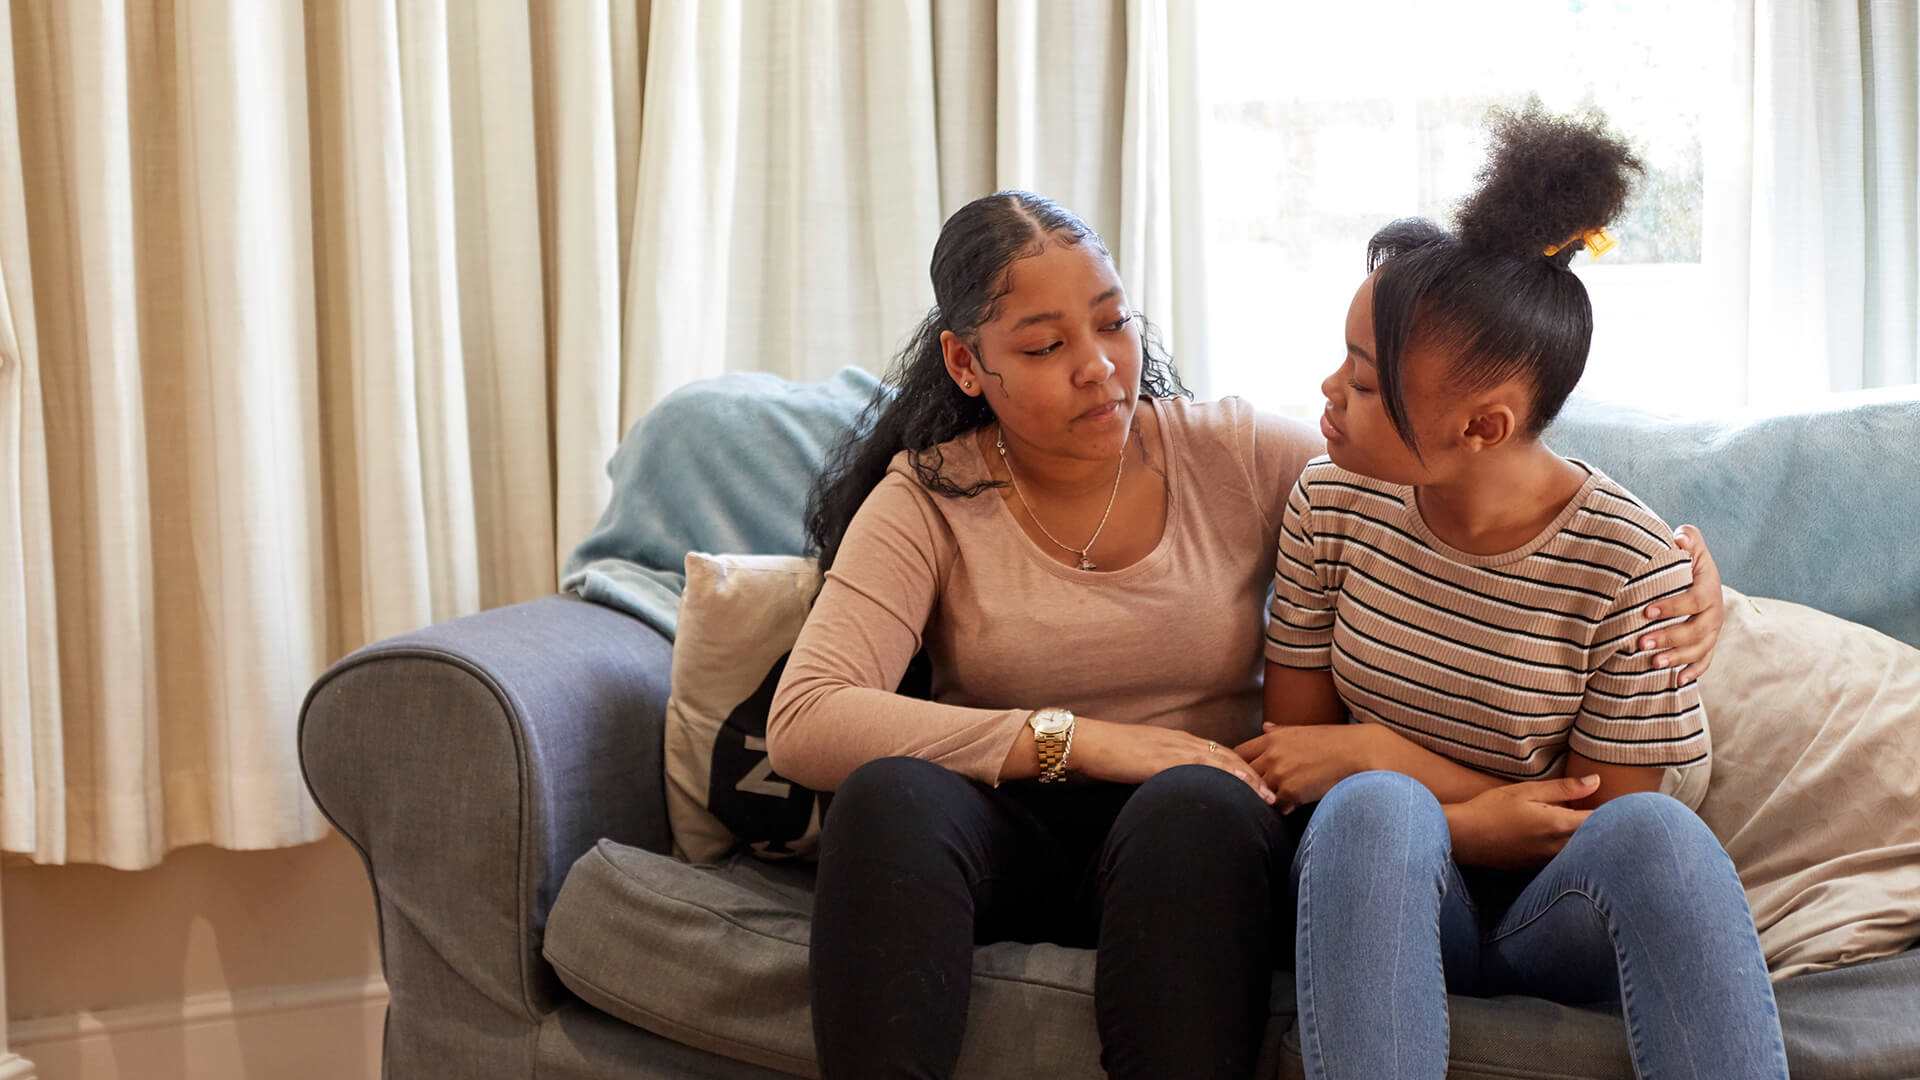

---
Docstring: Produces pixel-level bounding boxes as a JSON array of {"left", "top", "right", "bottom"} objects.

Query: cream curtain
[
  {"left": 625, "top": 0, "right": 1209, "bottom": 412},
  {"left": 1, "top": 0, "right": 1204, "bottom": 869},
  {"left": 0, "top": 0, "right": 599, "bottom": 869},
  {"left": 1713, "top": 0, "right": 1920, "bottom": 405}
]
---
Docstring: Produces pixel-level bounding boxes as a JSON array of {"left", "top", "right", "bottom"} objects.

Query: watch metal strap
[
  {"left": 1036, "top": 728, "right": 1067, "bottom": 782},
  {"left": 1034, "top": 709, "right": 1072, "bottom": 783}
]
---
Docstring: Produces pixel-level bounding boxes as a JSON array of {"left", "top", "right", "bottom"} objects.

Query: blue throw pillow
[{"left": 1546, "top": 389, "right": 1920, "bottom": 649}]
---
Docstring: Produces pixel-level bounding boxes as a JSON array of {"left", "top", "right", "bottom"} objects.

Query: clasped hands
[
  {"left": 1232, "top": 721, "right": 1375, "bottom": 815},
  {"left": 1234, "top": 722, "right": 1598, "bottom": 869}
]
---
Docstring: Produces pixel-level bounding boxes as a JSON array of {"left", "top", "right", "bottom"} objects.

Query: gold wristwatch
[{"left": 1029, "top": 708, "right": 1076, "bottom": 783}]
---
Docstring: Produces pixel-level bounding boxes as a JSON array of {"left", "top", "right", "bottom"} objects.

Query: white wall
[{"left": 2, "top": 833, "right": 383, "bottom": 1080}]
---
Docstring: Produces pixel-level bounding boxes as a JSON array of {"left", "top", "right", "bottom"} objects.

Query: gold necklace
[{"left": 995, "top": 425, "right": 1126, "bottom": 571}]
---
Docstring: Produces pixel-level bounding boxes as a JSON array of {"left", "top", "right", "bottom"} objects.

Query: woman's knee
[
  {"left": 1577, "top": 791, "right": 1727, "bottom": 871},
  {"left": 1101, "top": 765, "right": 1289, "bottom": 924},
  {"left": 1582, "top": 791, "right": 1711, "bottom": 846},
  {"left": 1308, "top": 771, "right": 1448, "bottom": 854},
  {"left": 1567, "top": 792, "right": 1749, "bottom": 929},
  {"left": 821, "top": 756, "right": 974, "bottom": 849},
  {"left": 1116, "top": 764, "right": 1275, "bottom": 843}
]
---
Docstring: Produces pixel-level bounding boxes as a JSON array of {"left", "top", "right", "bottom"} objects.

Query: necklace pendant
[{"left": 1077, "top": 555, "right": 1097, "bottom": 572}]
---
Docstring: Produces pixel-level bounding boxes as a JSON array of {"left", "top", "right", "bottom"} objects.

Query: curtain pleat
[
  {"left": 0, "top": 1, "right": 63, "bottom": 862},
  {"left": 163, "top": 0, "right": 328, "bottom": 854},
  {"left": 537, "top": 0, "right": 625, "bottom": 572},
  {"left": 16, "top": 0, "right": 164, "bottom": 867},
  {"left": 443, "top": 1, "right": 555, "bottom": 613},
  {"left": 1717, "top": 0, "right": 1920, "bottom": 405}
]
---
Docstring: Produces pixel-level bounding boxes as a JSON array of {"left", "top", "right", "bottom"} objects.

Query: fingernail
[
  {"left": 1581, "top": 774, "right": 1600, "bottom": 786},
  {"left": 1641, "top": 636, "right": 1659, "bottom": 650},
  {"left": 1645, "top": 606, "right": 1661, "bottom": 619},
  {"left": 1655, "top": 654, "right": 1671, "bottom": 667},
  {"left": 1262, "top": 721, "right": 1276, "bottom": 731}
]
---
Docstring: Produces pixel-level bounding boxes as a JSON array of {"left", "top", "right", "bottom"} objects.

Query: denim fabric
[{"left": 1293, "top": 772, "right": 1789, "bottom": 1080}]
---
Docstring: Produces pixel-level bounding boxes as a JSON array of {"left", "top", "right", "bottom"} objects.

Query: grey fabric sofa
[{"left": 300, "top": 388, "right": 1920, "bottom": 1079}]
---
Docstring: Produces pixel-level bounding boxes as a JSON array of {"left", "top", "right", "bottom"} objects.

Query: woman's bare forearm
[{"left": 1359, "top": 724, "right": 1509, "bottom": 803}]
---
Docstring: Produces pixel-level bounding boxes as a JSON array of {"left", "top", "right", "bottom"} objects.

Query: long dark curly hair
[
  {"left": 805, "top": 191, "right": 1190, "bottom": 573},
  {"left": 1366, "top": 100, "right": 1645, "bottom": 453}
]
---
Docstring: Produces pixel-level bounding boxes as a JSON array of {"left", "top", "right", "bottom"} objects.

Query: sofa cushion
[
  {"left": 1544, "top": 387, "right": 1920, "bottom": 650},
  {"left": 664, "top": 554, "right": 826, "bottom": 864},
  {"left": 562, "top": 367, "right": 882, "bottom": 639},
  {"left": 1682, "top": 588, "right": 1920, "bottom": 978},
  {"left": 664, "top": 552, "right": 935, "bottom": 864},
  {"left": 543, "top": 839, "right": 1295, "bottom": 1079},
  {"left": 1273, "top": 949, "right": 1920, "bottom": 1080},
  {"left": 547, "top": 839, "right": 1920, "bottom": 1079}
]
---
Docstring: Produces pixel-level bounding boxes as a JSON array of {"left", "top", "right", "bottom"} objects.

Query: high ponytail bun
[
  {"left": 1454, "top": 100, "right": 1644, "bottom": 264},
  {"left": 1362, "top": 101, "right": 1645, "bottom": 452}
]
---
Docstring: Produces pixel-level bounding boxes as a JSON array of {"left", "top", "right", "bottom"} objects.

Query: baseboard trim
[
  {"left": 11, "top": 976, "right": 385, "bottom": 1080},
  {"left": 12, "top": 975, "right": 386, "bottom": 1046}
]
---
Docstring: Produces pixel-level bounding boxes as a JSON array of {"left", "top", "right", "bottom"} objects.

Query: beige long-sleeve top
[{"left": 766, "top": 397, "right": 1323, "bottom": 791}]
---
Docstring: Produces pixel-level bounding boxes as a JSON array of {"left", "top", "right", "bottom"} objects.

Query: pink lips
[
  {"left": 1079, "top": 398, "right": 1125, "bottom": 421},
  {"left": 1320, "top": 407, "right": 1346, "bottom": 443}
]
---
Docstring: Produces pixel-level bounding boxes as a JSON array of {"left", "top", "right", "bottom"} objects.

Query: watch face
[{"left": 1032, "top": 711, "right": 1071, "bottom": 736}]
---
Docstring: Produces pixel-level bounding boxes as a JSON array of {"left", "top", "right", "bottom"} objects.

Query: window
[{"left": 1194, "top": 0, "right": 1733, "bottom": 417}]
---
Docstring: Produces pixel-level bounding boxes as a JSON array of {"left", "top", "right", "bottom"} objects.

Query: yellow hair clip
[{"left": 1545, "top": 228, "right": 1615, "bottom": 259}]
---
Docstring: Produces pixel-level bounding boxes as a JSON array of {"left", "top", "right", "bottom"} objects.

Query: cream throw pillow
[
  {"left": 1684, "top": 586, "right": 1920, "bottom": 979},
  {"left": 663, "top": 553, "right": 825, "bottom": 864}
]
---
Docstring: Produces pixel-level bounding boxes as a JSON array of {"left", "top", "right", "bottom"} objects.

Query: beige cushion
[
  {"left": 1687, "top": 587, "right": 1920, "bottom": 979},
  {"left": 663, "top": 553, "right": 824, "bottom": 864}
]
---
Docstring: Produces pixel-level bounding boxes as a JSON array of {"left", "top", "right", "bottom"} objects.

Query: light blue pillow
[
  {"left": 562, "top": 368, "right": 881, "bottom": 638},
  {"left": 1546, "top": 388, "right": 1920, "bottom": 650}
]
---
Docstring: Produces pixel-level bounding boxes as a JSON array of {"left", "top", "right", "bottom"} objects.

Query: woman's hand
[
  {"left": 1072, "top": 718, "right": 1277, "bottom": 805},
  {"left": 1443, "top": 775, "right": 1598, "bottom": 870},
  {"left": 1640, "top": 525, "right": 1724, "bottom": 684},
  {"left": 1233, "top": 721, "right": 1376, "bottom": 812}
]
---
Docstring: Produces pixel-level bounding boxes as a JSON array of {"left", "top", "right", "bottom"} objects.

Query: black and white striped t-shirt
[{"left": 1265, "top": 457, "right": 1709, "bottom": 781}]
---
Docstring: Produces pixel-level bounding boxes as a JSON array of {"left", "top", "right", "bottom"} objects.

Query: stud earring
[{"left": 963, "top": 380, "right": 973, "bottom": 391}]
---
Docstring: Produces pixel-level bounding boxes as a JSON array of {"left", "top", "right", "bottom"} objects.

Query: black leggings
[{"left": 809, "top": 757, "right": 1300, "bottom": 1079}]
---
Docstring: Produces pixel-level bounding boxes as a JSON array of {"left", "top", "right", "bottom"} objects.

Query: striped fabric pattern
[{"left": 1266, "top": 457, "right": 1707, "bottom": 780}]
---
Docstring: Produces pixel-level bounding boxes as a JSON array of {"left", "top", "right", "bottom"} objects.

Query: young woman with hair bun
[{"left": 1253, "top": 103, "right": 1788, "bottom": 1078}]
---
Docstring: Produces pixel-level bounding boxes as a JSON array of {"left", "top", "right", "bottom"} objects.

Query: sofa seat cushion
[
  {"left": 543, "top": 839, "right": 1297, "bottom": 1078},
  {"left": 1276, "top": 948, "right": 1920, "bottom": 1080},
  {"left": 546, "top": 840, "right": 1920, "bottom": 1079}
]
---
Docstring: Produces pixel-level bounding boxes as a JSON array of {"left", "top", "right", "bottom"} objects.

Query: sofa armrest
[{"left": 299, "top": 594, "right": 672, "bottom": 1037}]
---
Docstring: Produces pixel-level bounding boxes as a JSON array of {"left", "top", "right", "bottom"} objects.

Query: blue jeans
[{"left": 1293, "top": 771, "right": 1788, "bottom": 1080}]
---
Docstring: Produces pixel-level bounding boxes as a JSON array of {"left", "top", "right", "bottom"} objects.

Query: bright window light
[{"left": 1194, "top": 0, "right": 1735, "bottom": 418}]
